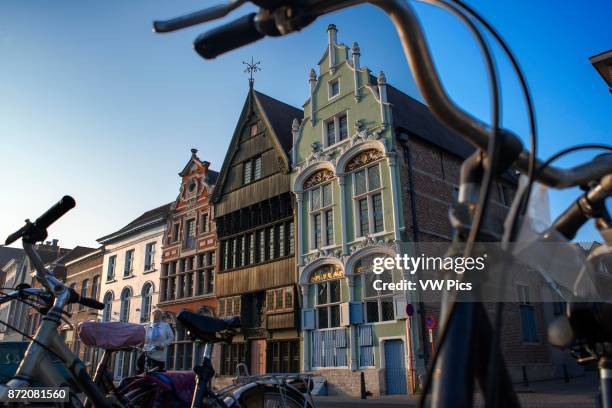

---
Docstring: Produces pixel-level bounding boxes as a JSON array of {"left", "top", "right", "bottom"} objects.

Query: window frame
[
  {"left": 140, "top": 283, "right": 153, "bottom": 323},
  {"left": 315, "top": 278, "right": 342, "bottom": 329},
  {"left": 79, "top": 279, "right": 89, "bottom": 311},
  {"left": 123, "top": 249, "right": 135, "bottom": 277},
  {"left": 308, "top": 182, "right": 334, "bottom": 250},
  {"left": 242, "top": 155, "right": 263, "bottom": 185},
  {"left": 351, "top": 162, "right": 384, "bottom": 238},
  {"left": 102, "top": 291, "right": 113, "bottom": 322},
  {"left": 119, "top": 287, "right": 132, "bottom": 322},
  {"left": 516, "top": 283, "right": 539, "bottom": 343},
  {"left": 323, "top": 112, "right": 349, "bottom": 148},
  {"left": 357, "top": 256, "right": 395, "bottom": 324},
  {"left": 107, "top": 255, "right": 116, "bottom": 281},
  {"left": 144, "top": 242, "right": 156, "bottom": 271},
  {"left": 328, "top": 78, "right": 340, "bottom": 99}
]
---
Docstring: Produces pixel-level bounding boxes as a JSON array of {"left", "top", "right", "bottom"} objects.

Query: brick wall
[{"left": 396, "top": 135, "right": 554, "bottom": 377}]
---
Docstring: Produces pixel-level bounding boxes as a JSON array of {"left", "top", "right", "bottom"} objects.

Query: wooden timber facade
[{"left": 212, "top": 86, "right": 303, "bottom": 376}]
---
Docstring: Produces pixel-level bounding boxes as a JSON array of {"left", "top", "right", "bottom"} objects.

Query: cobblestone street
[{"left": 314, "top": 372, "right": 600, "bottom": 407}]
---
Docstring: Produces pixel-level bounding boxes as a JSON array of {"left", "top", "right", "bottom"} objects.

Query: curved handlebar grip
[
  {"left": 35, "top": 196, "right": 76, "bottom": 230},
  {"left": 67, "top": 287, "right": 105, "bottom": 310},
  {"left": 194, "top": 13, "right": 264, "bottom": 59},
  {"left": 551, "top": 201, "right": 588, "bottom": 241},
  {"left": 79, "top": 296, "right": 105, "bottom": 310}
]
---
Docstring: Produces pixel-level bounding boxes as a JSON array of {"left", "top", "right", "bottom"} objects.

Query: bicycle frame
[{"left": 0, "top": 243, "right": 113, "bottom": 408}]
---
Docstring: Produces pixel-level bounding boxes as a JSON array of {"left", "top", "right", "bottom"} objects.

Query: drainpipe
[{"left": 398, "top": 132, "right": 430, "bottom": 367}]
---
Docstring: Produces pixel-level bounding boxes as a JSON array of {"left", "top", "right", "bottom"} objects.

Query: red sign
[{"left": 425, "top": 315, "right": 437, "bottom": 330}]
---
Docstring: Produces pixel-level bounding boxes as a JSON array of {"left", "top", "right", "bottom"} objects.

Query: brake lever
[{"left": 153, "top": 0, "right": 246, "bottom": 33}]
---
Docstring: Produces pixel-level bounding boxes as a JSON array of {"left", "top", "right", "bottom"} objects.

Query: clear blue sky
[{"left": 1, "top": 1, "right": 610, "bottom": 249}]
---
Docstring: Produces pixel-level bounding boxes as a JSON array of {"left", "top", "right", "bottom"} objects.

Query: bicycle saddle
[{"left": 177, "top": 310, "right": 241, "bottom": 342}]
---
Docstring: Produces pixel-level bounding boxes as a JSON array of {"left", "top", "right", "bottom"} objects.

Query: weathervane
[{"left": 243, "top": 57, "right": 261, "bottom": 88}]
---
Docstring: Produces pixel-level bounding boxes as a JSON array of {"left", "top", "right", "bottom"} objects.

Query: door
[{"left": 384, "top": 340, "right": 407, "bottom": 395}]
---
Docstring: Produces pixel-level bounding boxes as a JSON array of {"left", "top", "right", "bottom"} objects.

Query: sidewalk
[{"left": 313, "top": 372, "right": 599, "bottom": 407}]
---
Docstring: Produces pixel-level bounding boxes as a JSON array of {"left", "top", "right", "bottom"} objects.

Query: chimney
[
  {"left": 327, "top": 24, "right": 338, "bottom": 71},
  {"left": 377, "top": 71, "right": 388, "bottom": 127},
  {"left": 351, "top": 42, "right": 361, "bottom": 69},
  {"left": 377, "top": 71, "right": 388, "bottom": 103},
  {"left": 327, "top": 24, "right": 338, "bottom": 46}
]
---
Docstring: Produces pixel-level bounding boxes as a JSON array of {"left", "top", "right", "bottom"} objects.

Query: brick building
[
  {"left": 62, "top": 247, "right": 104, "bottom": 373},
  {"left": 158, "top": 148, "right": 219, "bottom": 371},
  {"left": 24, "top": 246, "right": 96, "bottom": 340}
]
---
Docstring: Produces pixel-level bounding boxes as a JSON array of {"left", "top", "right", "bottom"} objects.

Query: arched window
[
  {"left": 355, "top": 255, "right": 394, "bottom": 323},
  {"left": 311, "top": 265, "right": 343, "bottom": 329},
  {"left": 140, "top": 283, "right": 153, "bottom": 323},
  {"left": 67, "top": 283, "right": 77, "bottom": 314},
  {"left": 303, "top": 169, "right": 335, "bottom": 250},
  {"left": 345, "top": 149, "right": 385, "bottom": 237},
  {"left": 79, "top": 279, "right": 89, "bottom": 311},
  {"left": 119, "top": 287, "right": 132, "bottom": 322},
  {"left": 91, "top": 276, "right": 100, "bottom": 300},
  {"left": 102, "top": 291, "right": 114, "bottom": 322}
]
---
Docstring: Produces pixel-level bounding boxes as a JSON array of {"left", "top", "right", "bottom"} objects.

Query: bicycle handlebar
[
  {"left": 5, "top": 195, "right": 75, "bottom": 245},
  {"left": 154, "top": 0, "right": 612, "bottom": 188},
  {"left": 194, "top": 13, "right": 264, "bottom": 59},
  {"left": 67, "top": 287, "right": 105, "bottom": 310}
]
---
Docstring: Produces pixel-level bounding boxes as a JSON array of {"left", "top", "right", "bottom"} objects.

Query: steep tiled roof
[
  {"left": 207, "top": 169, "right": 220, "bottom": 185},
  {"left": 254, "top": 91, "right": 303, "bottom": 153},
  {"left": 55, "top": 246, "right": 96, "bottom": 265},
  {"left": 97, "top": 202, "right": 172, "bottom": 244},
  {"left": 386, "top": 84, "right": 475, "bottom": 159}
]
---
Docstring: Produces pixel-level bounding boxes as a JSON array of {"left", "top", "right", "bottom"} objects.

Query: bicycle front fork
[{"left": 191, "top": 342, "right": 215, "bottom": 408}]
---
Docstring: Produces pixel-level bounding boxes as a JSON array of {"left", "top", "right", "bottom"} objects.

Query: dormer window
[
  {"left": 325, "top": 113, "right": 348, "bottom": 147},
  {"left": 328, "top": 79, "right": 340, "bottom": 98}
]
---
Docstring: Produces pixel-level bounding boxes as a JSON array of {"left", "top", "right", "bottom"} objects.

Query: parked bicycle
[
  {"left": 152, "top": 0, "right": 612, "bottom": 407},
  {"left": 0, "top": 197, "right": 316, "bottom": 407}
]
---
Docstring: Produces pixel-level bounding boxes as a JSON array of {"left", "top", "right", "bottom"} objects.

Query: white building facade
[{"left": 97, "top": 203, "right": 170, "bottom": 380}]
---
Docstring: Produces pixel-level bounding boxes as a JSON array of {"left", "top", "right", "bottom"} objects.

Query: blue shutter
[
  {"left": 359, "top": 325, "right": 373, "bottom": 346},
  {"left": 334, "top": 328, "right": 347, "bottom": 347},
  {"left": 302, "top": 308, "right": 315, "bottom": 330},
  {"left": 349, "top": 301, "right": 364, "bottom": 324},
  {"left": 311, "top": 331, "right": 321, "bottom": 367}
]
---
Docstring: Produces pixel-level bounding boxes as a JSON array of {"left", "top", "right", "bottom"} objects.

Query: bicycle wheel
[{"left": 263, "top": 389, "right": 312, "bottom": 408}]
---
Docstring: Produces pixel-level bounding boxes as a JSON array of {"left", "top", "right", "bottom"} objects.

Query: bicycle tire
[{"left": 262, "top": 389, "right": 312, "bottom": 408}]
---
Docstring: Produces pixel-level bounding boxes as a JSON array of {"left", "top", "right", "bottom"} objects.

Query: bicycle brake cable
[
  {"left": 415, "top": 0, "right": 500, "bottom": 405},
  {"left": 0, "top": 289, "right": 70, "bottom": 364}
]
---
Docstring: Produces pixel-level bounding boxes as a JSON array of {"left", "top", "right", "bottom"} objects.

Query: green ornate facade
[{"left": 290, "top": 25, "right": 420, "bottom": 395}]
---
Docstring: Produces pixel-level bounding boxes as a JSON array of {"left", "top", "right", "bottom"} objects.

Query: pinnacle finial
[
  {"left": 377, "top": 71, "right": 387, "bottom": 85},
  {"left": 191, "top": 148, "right": 198, "bottom": 156},
  {"left": 352, "top": 42, "right": 360, "bottom": 55},
  {"left": 243, "top": 56, "right": 261, "bottom": 88},
  {"left": 292, "top": 118, "right": 300, "bottom": 132},
  {"left": 309, "top": 68, "right": 317, "bottom": 82}
]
